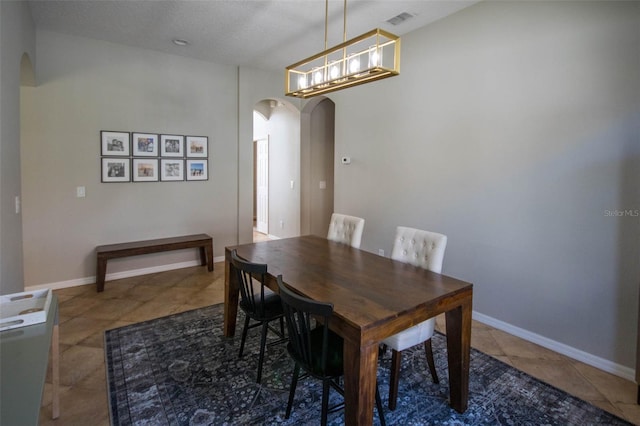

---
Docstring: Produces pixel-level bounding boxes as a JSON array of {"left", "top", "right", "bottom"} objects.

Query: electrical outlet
[
  {"left": 76, "top": 186, "right": 86, "bottom": 198},
  {"left": 378, "top": 249, "right": 385, "bottom": 256}
]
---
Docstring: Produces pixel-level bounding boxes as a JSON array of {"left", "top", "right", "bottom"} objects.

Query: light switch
[
  {"left": 319, "top": 181, "right": 326, "bottom": 189},
  {"left": 290, "top": 180, "right": 295, "bottom": 189},
  {"left": 76, "top": 186, "right": 86, "bottom": 198}
]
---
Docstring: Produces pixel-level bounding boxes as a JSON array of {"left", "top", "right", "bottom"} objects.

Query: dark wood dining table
[{"left": 224, "top": 235, "right": 473, "bottom": 425}]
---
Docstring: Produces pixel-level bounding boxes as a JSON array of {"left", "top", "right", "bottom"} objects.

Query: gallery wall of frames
[{"left": 100, "top": 131, "right": 208, "bottom": 183}]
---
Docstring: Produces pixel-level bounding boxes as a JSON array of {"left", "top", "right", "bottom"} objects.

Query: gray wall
[
  {"left": 0, "top": 0, "right": 35, "bottom": 294},
  {"left": 21, "top": 31, "right": 239, "bottom": 286},
  {"left": 331, "top": 1, "right": 640, "bottom": 368}
]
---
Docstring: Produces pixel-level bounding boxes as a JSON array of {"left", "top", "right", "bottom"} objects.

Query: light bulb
[
  {"left": 298, "top": 75, "right": 308, "bottom": 89},
  {"left": 369, "top": 46, "right": 381, "bottom": 67},
  {"left": 329, "top": 61, "right": 340, "bottom": 80},
  {"left": 313, "top": 67, "right": 324, "bottom": 85},
  {"left": 348, "top": 54, "right": 360, "bottom": 74}
]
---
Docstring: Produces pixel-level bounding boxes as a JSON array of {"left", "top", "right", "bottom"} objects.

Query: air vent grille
[{"left": 386, "top": 12, "right": 414, "bottom": 26}]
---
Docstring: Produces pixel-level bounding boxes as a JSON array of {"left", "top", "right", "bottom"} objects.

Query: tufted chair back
[
  {"left": 390, "top": 226, "right": 447, "bottom": 273},
  {"left": 326, "top": 213, "right": 365, "bottom": 248},
  {"left": 383, "top": 225, "right": 448, "bottom": 410}
]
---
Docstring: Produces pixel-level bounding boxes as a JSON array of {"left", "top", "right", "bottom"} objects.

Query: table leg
[
  {"left": 224, "top": 259, "right": 239, "bottom": 337},
  {"left": 96, "top": 256, "right": 107, "bottom": 292},
  {"left": 445, "top": 297, "right": 472, "bottom": 413},
  {"left": 343, "top": 339, "right": 378, "bottom": 425}
]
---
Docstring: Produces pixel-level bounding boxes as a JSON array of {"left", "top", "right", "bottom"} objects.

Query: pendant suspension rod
[
  {"left": 324, "top": 0, "right": 329, "bottom": 50},
  {"left": 342, "top": 0, "right": 347, "bottom": 43},
  {"left": 343, "top": 0, "right": 347, "bottom": 43}
]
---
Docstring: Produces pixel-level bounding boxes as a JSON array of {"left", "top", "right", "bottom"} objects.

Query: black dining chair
[
  {"left": 230, "top": 249, "right": 286, "bottom": 384},
  {"left": 277, "top": 275, "right": 386, "bottom": 426}
]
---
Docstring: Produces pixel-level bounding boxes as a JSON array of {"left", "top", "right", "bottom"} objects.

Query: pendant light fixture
[{"left": 285, "top": 0, "right": 400, "bottom": 99}]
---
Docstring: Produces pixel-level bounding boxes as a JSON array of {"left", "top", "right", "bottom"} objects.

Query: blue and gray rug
[{"left": 105, "top": 304, "right": 632, "bottom": 425}]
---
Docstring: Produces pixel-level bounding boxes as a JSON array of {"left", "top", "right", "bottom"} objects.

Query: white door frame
[{"left": 255, "top": 137, "right": 269, "bottom": 235}]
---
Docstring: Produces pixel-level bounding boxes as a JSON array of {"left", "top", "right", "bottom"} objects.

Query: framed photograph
[
  {"left": 132, "top": 158, "right": 159, "bottom": 182},
  {"left": 186, "top": 159, "right": 208, "bottom": 181},
  {"left": 132, "top": 133, "right": 159, "bottom": 156},
  {"left": 101, "top": 158, "right": 130, "bottom": 182},
  {"left": 186, "top": 136, "right": 208, "bottom": 158},
  {"left": 160, "top": 159, "right": 185, "bottom": 181},
  {"left": 101, "top": 131, "right": 130, "bottom": 156},
  {"left": 161, "top": 134, "right": 185, "bottom": 157}
]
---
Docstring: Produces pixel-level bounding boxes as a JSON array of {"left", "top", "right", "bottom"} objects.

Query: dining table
[{"left": 224, "top": 235, "right": 473, "bottom": 425}]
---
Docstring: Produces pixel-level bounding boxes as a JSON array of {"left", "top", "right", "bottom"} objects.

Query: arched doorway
[
  {"left": 251, "top": 97, "right": 336, "bottom": 242},
  {"left": 252, "top": 99, "right": 301, "bottom": 241}
]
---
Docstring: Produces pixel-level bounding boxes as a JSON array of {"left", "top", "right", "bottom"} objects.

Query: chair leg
[
  {"left": 375, "top": 384, "right": 386, "bottom": 426},
  {"left": 424, "top": 339, "right": 439, "bottom": 384},
  {"left": 238, "top": 315, "right": 250, "bottom": 358},
  {"left": 279, "top": 317, "right": 285, "bottom": 336},
  {"left": 256, "top": 321, "right": 269, "bottom": 383},
  {"left": 379, "top": 343, "right": 387, "bottom": 357},
  {"left": 285, "top": 364, "right": 300, "bottom": 419},
  {"left": 321, "top": 378, "right": 331, "bottom": 426},
  {"left": 388, "top": 349, "right": 401, "bottom": 410}
]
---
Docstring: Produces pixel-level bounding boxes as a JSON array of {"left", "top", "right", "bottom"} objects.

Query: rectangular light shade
[{"left": 285, "top": 28, "right": 400, "bottom": 99}]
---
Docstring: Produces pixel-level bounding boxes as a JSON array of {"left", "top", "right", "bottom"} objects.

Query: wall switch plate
[
  {"left": 15, "top": 196, "right": 20, "bottom": 214},
  {"left": 319, "top": 181, "right": 326, "bottom": 189},
  {"left": 76, "top": 186, "right": 86, "bottom": 198}
]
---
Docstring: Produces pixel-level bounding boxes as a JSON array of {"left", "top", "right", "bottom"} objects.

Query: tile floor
[{"left": 38, "top": 256, "right": 640, "bottom": 425}]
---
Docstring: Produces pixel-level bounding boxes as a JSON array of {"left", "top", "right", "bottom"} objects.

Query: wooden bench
[{"left": 95, "top": 234, "right": 214, "bottom": 292}]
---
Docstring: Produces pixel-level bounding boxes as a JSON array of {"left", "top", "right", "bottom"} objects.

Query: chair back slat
[
  {"left": 277, "top": 275, "right": 333, "bottom": 376},
  {"left": 231, "top": 249, "right": 269, "bottom": 318}
]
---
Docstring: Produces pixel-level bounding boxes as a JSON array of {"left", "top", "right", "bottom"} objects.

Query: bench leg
[
  {"left": 96, "top": 257, "right": 107, "bottom": 292},
  {"left": 202, "top": 242, "right": 214, "bottom": 272}
]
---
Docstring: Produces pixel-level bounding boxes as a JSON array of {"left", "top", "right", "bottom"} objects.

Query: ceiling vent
[{"left": 386, "top": 12, "right": 415, "bottom": 26}]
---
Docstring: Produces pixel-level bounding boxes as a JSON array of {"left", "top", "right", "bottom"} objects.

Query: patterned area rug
[{"left": 105, "top": 304, "right": 631, "bottom": 425}]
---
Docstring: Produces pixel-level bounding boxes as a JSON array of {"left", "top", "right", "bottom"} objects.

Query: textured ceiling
[{"left": 28, "top": 0, "right": 479, "bottom": 71}]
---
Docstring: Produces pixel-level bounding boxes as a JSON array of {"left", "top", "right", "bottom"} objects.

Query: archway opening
[{"left": 252, "top": 99, "right": 301, "bottom": 241}]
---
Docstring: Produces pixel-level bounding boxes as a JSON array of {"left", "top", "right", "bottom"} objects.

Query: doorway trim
[{"left": 255, "top": 137, "right": 269, "bottom": 235}]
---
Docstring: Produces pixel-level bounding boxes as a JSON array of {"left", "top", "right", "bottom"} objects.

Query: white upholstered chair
[
  {"left": 382, "top": 226, "right": 448, "bottom": 410},
  {"left": 326, "top": 213, "right": 365, "bottom": 248}
]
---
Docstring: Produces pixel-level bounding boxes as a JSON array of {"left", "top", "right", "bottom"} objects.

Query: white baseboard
[
  {"left": 473, "top": 311, "right": 636, "bottom": 382},
  {"left": 25, "top": 255, "right": 225, "bottom": 292}
]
